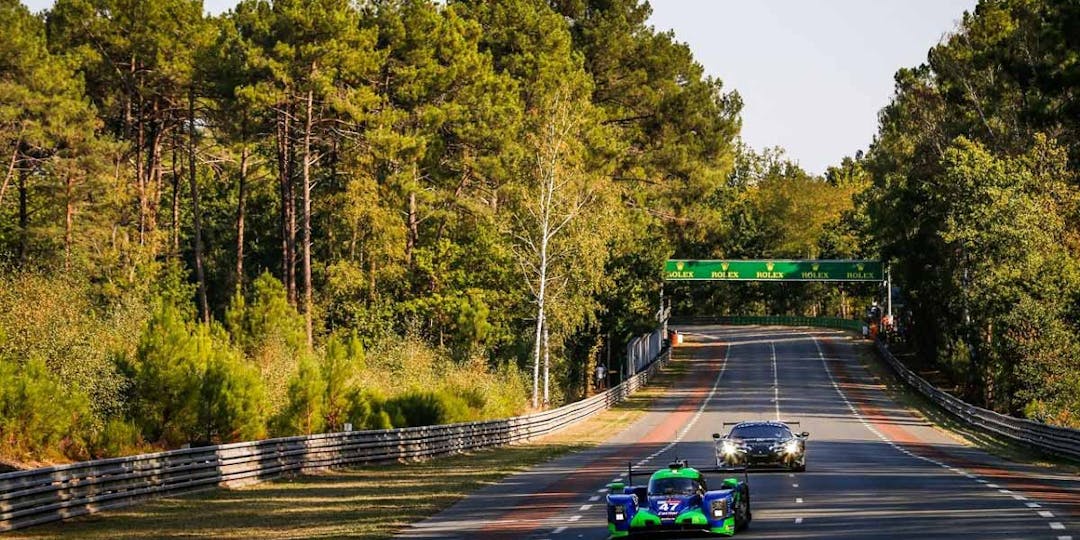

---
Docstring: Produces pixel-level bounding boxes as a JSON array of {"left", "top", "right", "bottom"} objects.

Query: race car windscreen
[
  {"left": 730, "top": 424, "right": 791, "bottom": 439},
  {"left": 649, "top": 477, "right": 697, "bottom": 496}
]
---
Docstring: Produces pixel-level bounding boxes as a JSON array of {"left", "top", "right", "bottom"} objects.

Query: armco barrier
[
  {"left": 673, "top": 316, "right": 1080, "bottom": 462},
  {"left": 874, "top": 340, "right": 1080, "bottom": 462},
  {"left": 626, "top": 328, "right": 664, "bottom": 376},
  {"left": 0, "top": 348, "right": 671, "bottom": 532}
]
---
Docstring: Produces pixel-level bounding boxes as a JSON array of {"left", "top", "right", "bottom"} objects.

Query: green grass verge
[
  {"left": 851, "top": 338, "right": 1079, "bottom": 474},
  {"left": 9, "top": 352, "right": 693, "bottom": 540}
]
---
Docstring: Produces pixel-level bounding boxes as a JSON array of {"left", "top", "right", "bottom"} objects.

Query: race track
[{"left": 398, "top": 326, "right": 1078, "bottom": 540}]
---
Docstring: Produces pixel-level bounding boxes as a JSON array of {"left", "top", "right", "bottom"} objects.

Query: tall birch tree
[{"left": 509, "top": 89, "right": 611, "bottom": 408}]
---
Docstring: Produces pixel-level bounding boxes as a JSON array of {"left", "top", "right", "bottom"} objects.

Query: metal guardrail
[
  {"left": 874, "top": 340, "right": 1080, "bottom": 462},
  {"left": 0, "top": 348, "right": 671, "bottom": 532},
  {"left": 626, "top": 328, "right": 664, "bottom": 376}
]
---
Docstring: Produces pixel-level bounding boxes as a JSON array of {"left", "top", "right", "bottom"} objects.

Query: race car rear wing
[
  {"left": 720, "top": 420, "right": 802, "bottom": 426},
  {"left": 717, "top": 420, "right": 805, "bottom": 437},
  {"left": 618, "top": 461, "right": 749, "bottom": 490}
]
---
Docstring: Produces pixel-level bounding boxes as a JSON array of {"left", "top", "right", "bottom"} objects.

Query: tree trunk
[
  {"left": 17, "top": 168, "right": 28, "bottom": 264},
  {"left": 0, "top": 129, "right": 22, "bottom": 208},
  {"left": 532, "top": 308, "right": 543, "bottom": 409},
  {"left": 64, "top": 174, "right": 74, "bottom": 271},
  {"left": 146, "top": 98, "right": 163, "bottom": 246},
  {"left": 301, "top": 85, "right": 314, "bottom": 348},
  {"left": 406, "top": 190, "right": 417, "bottom": 264},
  {"left": 136, "top": 90, "right": 146, "bottom": 246},
  {"left": 532, "top": 210, "right": 549, "bottom": 409},
  {"left": 188, "top": 88, "right": 210, "bottom": 323},
  {"left": 277, "top": 109, "right": 289, "bottom": 297},
  {"left": 276, "top": 102, "right": 297, "bottom": 305},
  {"left": 171, "top": 130, "right": 181, "bottom": 255},
  {"left": 235, "top": 146, "right": 248, "bottom": 295},
  {"left": 543, "top": 320, "right": 550, "bottom": 406}
]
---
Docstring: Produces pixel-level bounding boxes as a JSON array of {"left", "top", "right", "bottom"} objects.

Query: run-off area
[{"left": 400, "top": 326, "right": 1078, "bottom": 540}]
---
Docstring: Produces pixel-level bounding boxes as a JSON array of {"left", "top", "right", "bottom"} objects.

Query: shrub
[
  {"left": 385, "top": 391, "right": 443, "bottom": 427},
  {"left": 128, "top": 304, "right": 204, "bottom": 446},
  {"left": 384, "top": 391, "right": 474, "bottom": 427},
  {"left": 321, "top": 333, "right": 364, "bottom": 431},
  {"left": 199, "top": 349, "right": 268, "bottom": 444},
  {"left": 0, "top": 358, "right": 92, "bottom": 461},
  {"left": 274, "top": 356, "right": 327, "bottom": 436},
  {"left": 130, "top": 304, "right": 268, "bottom": 446},
  {"left": 89, "top": 418, "right": 143, "bottom": 459},
  {"left": 226, "top": 273, "right": 308, "bottom": 414},
  {"left": 0, "top": 271, "right": 146, "bottom": 428},
  {"left": 345, "top": 390, "right": 392, "bottom": 430}
]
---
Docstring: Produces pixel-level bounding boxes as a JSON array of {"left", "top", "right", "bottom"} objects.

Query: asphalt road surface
[{"left": 398, "top": 326, "right": 1078, "bottom": 540}]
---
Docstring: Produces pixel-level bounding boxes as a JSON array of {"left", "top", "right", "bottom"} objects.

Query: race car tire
[{"left": 735, "top": 488, "right": 751, "bottom": 531}]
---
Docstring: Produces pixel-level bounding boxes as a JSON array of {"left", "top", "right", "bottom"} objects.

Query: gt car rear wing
[
  {"left": 695, "top": 465, "right": 750, "bottom": 486},
  {"left": 717, "top": 420, "right": 806, "bottom": 438},
  {"left": 721, "top": 420, "right": 801, "bottom": 426}
]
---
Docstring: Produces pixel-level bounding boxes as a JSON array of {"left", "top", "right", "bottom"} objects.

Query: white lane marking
[
  {"left": 1027, "top": 502, "right": 1042, "bottom": 508},
  {"left": 792, "top": 483, "right": 799, "bottom": 488},
  {"left": 1039, "top": 511, "right": 1056, "bottom": 518},
  {"left": 596, "top": 488, "right": 606, "bottom": 493},
  {"left": 1057, "top": 535, "right": 1072, "bottom": 539},
  {"left": 633, "top": 340, "right": 732, "bottom": 469},
  {"left": 1050, "top": 523, "right": 1065, "bottom": 530},
  {"left": 795, "top": 517, "right": 803, "bottom": 524},
  {"left": 579, "top": 504, "right": 593, "bottom": 511},
  {"left": 1012, "top": 495, "right": 1027, "bottom": 501},
  {"left": 568, "top": 515, "right": 581, "bottom": 522},
  {"left": 771, "top": 341, "right": 780, "bottom": 421},
  {"left": 810, "top": 334, "right": 1068, "bottom": 533},
  {"left": 998, "top": 489, "right": 1012, "bottom": 494},
  {"left": 588, "top": 495, "right": 600, "bottom": 502},
  {"left": 795, "top": 497, "right": 803, "bottom": 503},
  {"left": 986, "top": 483, "right": 1001, "bottom": 488},
  {"left": 553, "top": 526, "right": 567, "bottom": 533}
]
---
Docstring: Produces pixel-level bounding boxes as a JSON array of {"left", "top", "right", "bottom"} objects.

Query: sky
[
  {"left": 647, "top": 0, "right": 976, "bottom": 174},
  {"left": 22, "top": 0, "right": 976, "bottom": 174}
]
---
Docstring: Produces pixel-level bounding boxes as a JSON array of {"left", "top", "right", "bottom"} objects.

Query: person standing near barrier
[{"left": 595, "top": 363, "right": 607, "bottom": 391}]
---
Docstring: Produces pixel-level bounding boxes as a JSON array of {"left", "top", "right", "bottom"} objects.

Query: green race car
[{"left": 605, "top": 460, "right": 751, "bottom": 537}]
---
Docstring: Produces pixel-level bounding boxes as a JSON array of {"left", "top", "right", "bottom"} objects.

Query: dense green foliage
[
  {"left": 0, "top": 0, "right": 763, "bottom": 463},
  {"left": 7, "top": 0, "right": 1072, "bottom": 464},
  {"left": 864, "top": 0, "right": 1080, "bottom": 427}
]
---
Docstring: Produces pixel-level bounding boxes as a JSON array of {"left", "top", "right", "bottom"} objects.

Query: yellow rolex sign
[{"left": 664, "top": 260, "right": 883, "bottom": 281}]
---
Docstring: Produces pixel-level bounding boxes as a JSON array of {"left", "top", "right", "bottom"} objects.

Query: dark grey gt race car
[{"left": 713, "top": 421, "right": 809, "bottom": 471}]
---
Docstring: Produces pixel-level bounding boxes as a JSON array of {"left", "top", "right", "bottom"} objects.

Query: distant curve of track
[{"left": 398, "top": 326, "right": 1079, "bottom": 540}]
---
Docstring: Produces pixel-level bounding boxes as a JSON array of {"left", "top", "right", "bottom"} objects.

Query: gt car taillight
[
  {"left": 710, "top": 498, "right": 728, "bottom": 519},
  {"left": 614, "top": 504, "right": 626, "bottom": 521}
]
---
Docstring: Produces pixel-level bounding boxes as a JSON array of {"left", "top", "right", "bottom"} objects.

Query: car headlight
[
  {"left": 784, "top": 440, "right": 800, "bottom": 454},
  {"left": 721, "top": 441, "right": 738, "bottom": 456},
  {"left": 710, "top": 497, "right": 729, "bottom": 518}
]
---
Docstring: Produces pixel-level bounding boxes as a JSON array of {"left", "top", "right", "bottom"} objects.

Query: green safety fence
[{"left": 670, "top": 315, "right": 863, "bottom": 333}]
